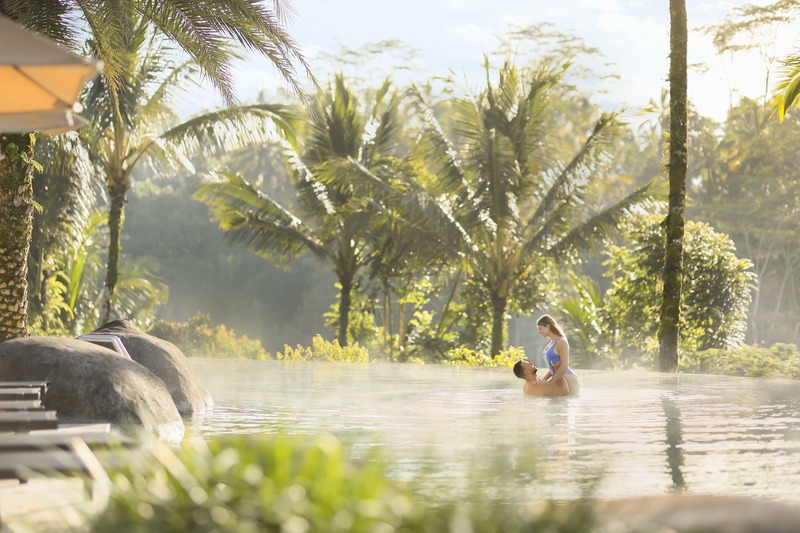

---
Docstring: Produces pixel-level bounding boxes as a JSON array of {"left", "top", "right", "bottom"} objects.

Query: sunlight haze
[{"left": 179, "top": 0, "right": 800, "bottom": 126}]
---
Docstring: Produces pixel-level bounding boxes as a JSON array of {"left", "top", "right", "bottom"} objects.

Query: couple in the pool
[{"left": 513, "top": 314, "right": 581, "bottom": 397}]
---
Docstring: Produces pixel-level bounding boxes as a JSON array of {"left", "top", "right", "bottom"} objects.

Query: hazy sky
[{"left": 180, "top": 0, "right": 800, "bottom": 124}]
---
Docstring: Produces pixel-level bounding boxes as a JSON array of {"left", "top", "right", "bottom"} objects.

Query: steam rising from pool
[{"left": 188, "top": 360, "right": 800, "bottom": 503}]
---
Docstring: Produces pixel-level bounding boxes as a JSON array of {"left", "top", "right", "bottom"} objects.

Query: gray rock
[
  {"left": 594, "top": 495, "right": 800, "bottom": 533},
  {"left": 0, "top": 336, "right": 184, "bottom": 441},
  {"left": 92, "top": 320, "right": 213, "bottom": 415}
]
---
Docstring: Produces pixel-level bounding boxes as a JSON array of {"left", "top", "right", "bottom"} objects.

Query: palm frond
[
  {"left": 194, "top": 170, "right": 328, "bottom": 264},
  {"left": 0, "top": 0, "right": 80, "bottom": 47},
  {"left": 282, "top": 142, "right": 336, "bottom": 215},
  {"left": 75, "top": 0, "right": 129, "bottom": 97},
  {"left": 157, "top": 103, "right": 301, "bottom": 158},
  {"left": 525, "top": 111, "right": 622, "bottom": 228},
  {"left": 547, "top": 179, "right": 662, "bottom": 257},
  {"left": 407, "top": 85, "right": 472, "bottom": 197},
  {"left": 363, "top": 81, "right": 403, "bottom": 164},
  {"left": 773, "top": 52, "right": 800, "bottom": 122}
]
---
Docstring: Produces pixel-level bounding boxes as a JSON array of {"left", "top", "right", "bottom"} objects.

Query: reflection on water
[{"left": 188, "top": 359, "right": 800, "bottom": 504}]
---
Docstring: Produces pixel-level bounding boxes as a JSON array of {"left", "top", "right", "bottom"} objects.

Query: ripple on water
[{"left": 188, "top": 360, "right": 800, "bottom": 504}]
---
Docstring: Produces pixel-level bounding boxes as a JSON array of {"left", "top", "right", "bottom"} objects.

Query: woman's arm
[{"left": 548, "top": 338, "right": 570, "bottom": 384}]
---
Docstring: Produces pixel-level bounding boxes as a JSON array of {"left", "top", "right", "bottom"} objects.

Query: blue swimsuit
[{"left": 542, "top": 339, "right": 575, "bottom": 376}]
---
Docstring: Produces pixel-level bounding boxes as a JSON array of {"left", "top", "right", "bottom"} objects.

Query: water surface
[{"left": 188, "top": 360, "right": 800, "bottom": 504}]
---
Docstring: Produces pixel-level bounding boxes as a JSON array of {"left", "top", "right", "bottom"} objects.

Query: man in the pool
[{"left": 512, "top": 359, "right": 580, "bottom": 397}]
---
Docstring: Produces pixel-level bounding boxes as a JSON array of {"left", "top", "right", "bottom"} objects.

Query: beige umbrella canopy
[{"left": 0, "top": 15, "right": 100, "bottom": 134}]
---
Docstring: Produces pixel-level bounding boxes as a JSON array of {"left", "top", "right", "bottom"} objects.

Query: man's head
[{"left": 513, "top": 360, "right": 538, "bottom": 380}]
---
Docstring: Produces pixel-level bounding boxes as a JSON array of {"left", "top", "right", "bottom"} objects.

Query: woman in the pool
[{"left": 513, "top": 314, "right": 580, "bottom": 397}]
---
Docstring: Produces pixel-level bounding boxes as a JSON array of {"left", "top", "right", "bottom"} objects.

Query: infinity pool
[{"left": 187, "top": 359, "right": 800, "bottom": 504}]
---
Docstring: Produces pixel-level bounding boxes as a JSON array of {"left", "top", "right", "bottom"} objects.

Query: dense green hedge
[{"left": 681, "top": 343, "right": 800, "bottom": 378}]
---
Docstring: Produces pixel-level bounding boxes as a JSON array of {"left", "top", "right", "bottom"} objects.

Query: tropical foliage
[
  {"left": 276, "top": 335, "right": 369, "bottom": 363},
  {"left": 411, "top": 58, "right": 658, "bottom": 355},
  {"left": 560, "top": 214, "right": 756, "bottom": 368},
  {"left": 89, "top": 433, "right": 611, "bottom": 533},
  {"left": 194, "top": 76, "right": 440, "bottom": 347},
  {"left": 681, "top": 342, "right": 800, "bottom": 378},
  {"left": 0, "top": 0, "right": 309, "bottom": 340},
  {"left": 79, "top": 18, "right": 299, "bottom": 324},
  {"left": 687, "top": 98, "right": 800, "bottom": 345},
  {"left": 149, "top": 313, "right": 269, "bottom": 360}
]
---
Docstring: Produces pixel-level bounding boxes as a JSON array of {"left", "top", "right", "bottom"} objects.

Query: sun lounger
[
  {"left": 76, "top": 334, "right": 132, "bottom": 359},
  {"left": 0, "top": 411, "right": 59, "bottom": 432},
  {"left": 0, "top": 434, "right": 111, "bottom": 509},
  {"left": 0, "top": 381, "right": 48, "bottom": 397},
  {"left": 0, "top": 399, "right": 43, "bottom": 411},
  {"left": 0, "top": 387, "right": 42, "bottom": 401}
]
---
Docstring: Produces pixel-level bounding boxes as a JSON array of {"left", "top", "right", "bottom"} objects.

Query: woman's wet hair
[
  {"left": 513, "top": 360, "right": 525, "bottom": 378},
  {"left": 537, "top": 314, "right": 564, "bottom": 336}
]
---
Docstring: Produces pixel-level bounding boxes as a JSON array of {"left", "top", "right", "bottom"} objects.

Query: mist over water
[{"left": 188, "top": 360, "right": 800, "bottom": 503}]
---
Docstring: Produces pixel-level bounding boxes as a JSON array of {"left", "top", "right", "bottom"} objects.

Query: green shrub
[
  {"left": 148, "top": 313, "right": 269, "bottom": 359},
  {"left": 88, "top": 433, "right": 620, "bottom": 533},
  {"left": 681, "top": 343, "right": 800, "bottom": 378},
  {"left": 276, "top": 335, "right": 369, "bottom": 362},
  {"left": 443, "top": 345, "right": 526, "bottom": 367},
  {"left": 599, "top": 214, "right": 756, "bottom": 364}
]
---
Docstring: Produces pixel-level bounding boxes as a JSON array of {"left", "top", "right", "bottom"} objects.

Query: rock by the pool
[
  {"left": 0, "top": 336, "right": 184, "bottom": 441},
  {"left": 92, "top": 319, "right": 212, "bottom": 415}
]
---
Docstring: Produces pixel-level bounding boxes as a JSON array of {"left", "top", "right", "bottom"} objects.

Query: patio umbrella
[{"left": 0, "top": 15, "right": 99, "bottom": 134}]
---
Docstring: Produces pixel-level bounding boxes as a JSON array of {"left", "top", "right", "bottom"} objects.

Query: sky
[{"left": 179, "top": 0, "right": 800, "bottom": 125}]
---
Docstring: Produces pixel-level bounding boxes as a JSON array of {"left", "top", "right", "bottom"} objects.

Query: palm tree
[
  {"left": 80, "top": 18, "right": 299, "bottom": 325},
  {"left": 658, "top": 0, "right": 688, "bottom": 372},
  {"left": 413, "top": 58, "right": 658, "bottom": 356},
  {"left": 195, "top": 76, "right": 411, "bottom": 346},
  {"left": 0, "top": 0, "right": 309, "bottom": 341}
]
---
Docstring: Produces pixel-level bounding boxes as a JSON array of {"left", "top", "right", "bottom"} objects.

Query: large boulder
[
  {"left": 0, "top": 336, "right": 184, "bottom": 441},
  {"left": 92, "top": 320, "right": 213, "bottom": 415}
]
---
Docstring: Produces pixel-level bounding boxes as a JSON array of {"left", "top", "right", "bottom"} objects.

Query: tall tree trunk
[
  {"left": 658, "top": 0, "right": 688, "bottom": 372},
  {"left": 398, "top": 301, "right": 407, "bottom": 347},
  {"left": 0, "top": 134, "right": 35, "bottom": 342},
  {"left": 337, "top": 274, "right": 353, "bottom": 346},
  {"left": 436, "top": 268, "right": 461, "bottom": 337},
  {"left": 490, "top": 292, "right": 508, "bottom": 357},
  {"left": 99, "top": 175, "right": 126, "bottom": 325},
  {"left": 382, "top": 285, "right": 390, "bottom": 349}
]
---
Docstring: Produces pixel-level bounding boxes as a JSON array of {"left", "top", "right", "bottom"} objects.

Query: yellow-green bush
[
  {"left": 276, "top": 335, "right": 369, "bottom": 362},
  {"left": 443, "top": 345, "right": 526, "bottom": 367},
  {"left": 148, "top": 313, "right": 269, "bottom": 360}
]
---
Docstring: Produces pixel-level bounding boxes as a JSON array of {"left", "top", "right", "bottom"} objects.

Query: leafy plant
[
  {"left": 276, "top": 335, "right": 369, "bottom": 363},
  {"left": 443, "top": 345, "right": 526, "bottom": 367},
  {"left": 149, "top": 313, "right": 268, "bottom": 360},
  {"left": 88, "top": 432, "right": 625, "bottom": 533},
  {"left": 603, "top": 214, "right": 756, "bottom": 361},
  {"left": 681, "top": 342, "right": 800, "bottom": 378},
  {"left": 410, "top": 57, "right": 658, "bottom": 356}
]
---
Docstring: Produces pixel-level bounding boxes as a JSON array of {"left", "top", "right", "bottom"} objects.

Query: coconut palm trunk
[
  {"left": 658, "top": 0, "right": 688, "bottom": 372},
  {"left": 99, "top": 170, "right": 128, "bottom": 324},
  {"left": 337, "top": 272, "right": 353, "bottom": 347},
  {"left": 0, "top": 134, "right": 35, "bottom": 341},
  {"left": 490, "top": 292, "right": 509, "bottom": 357}
]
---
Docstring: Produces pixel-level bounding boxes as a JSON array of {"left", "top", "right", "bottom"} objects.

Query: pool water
[{"left": 187, "top": 359, "right": 800, "bottom": 504}]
